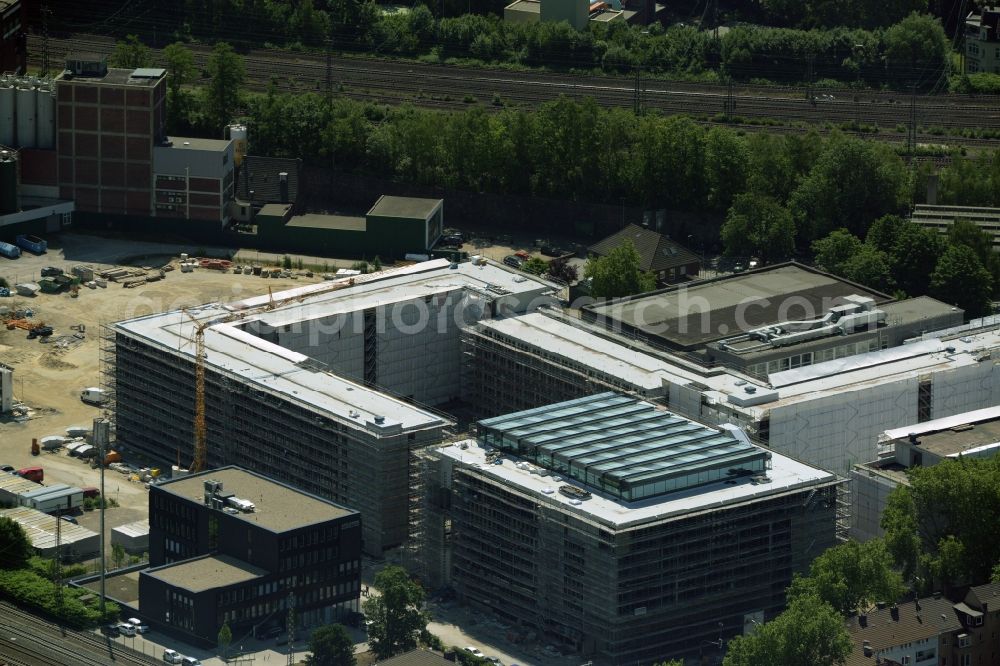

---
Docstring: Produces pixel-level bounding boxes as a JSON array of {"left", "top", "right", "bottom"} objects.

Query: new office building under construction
[
  {"left": 105, "top": 259, "right": 559, "bottom": 553},
  {"left": 419, "top": 393, "right": 841, "bottom": 665}
]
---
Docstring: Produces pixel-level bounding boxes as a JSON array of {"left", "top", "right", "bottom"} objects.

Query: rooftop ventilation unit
[{"left": 64, "top": 54, "right": 108, "bottom": 78}]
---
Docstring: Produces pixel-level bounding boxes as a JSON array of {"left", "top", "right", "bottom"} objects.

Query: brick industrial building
[
  {"left": 141, "top": 467, "right": 361, "bottom": 642},
  {"left": 55, "top": 54, "right": 233, "bottom": 222}
]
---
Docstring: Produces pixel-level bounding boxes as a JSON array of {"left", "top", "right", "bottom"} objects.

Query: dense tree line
[
  {"left": 139, "top": 4, "right": 951, "bottom": 88},
  {"left": 810, "top": 216, "right": 999, "bottom": 318},
  {"left": 228, "top": 87, "right": 915, "bottom": 241}
]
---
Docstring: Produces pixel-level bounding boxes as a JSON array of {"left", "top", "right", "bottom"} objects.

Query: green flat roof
[
  {"left": 367, "top": 195, "right": 442, "bottom": 220},
  {"left": 286, "top": 213, "right": 367, "bottom": 232}
]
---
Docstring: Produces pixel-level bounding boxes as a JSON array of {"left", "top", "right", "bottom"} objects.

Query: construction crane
[
  {"left": 180, "top": 310, "right": 210, "bottom": 473},
  {"left": 178, "top": 277, "right": 358, "bottom": 472}
]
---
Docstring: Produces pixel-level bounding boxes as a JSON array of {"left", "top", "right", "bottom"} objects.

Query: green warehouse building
[{"left": 250, "top": 195, "right": 444, "bottom": 259}]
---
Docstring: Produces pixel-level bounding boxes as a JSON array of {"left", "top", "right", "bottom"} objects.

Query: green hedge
[{"left": 0, "top": 568, "right": 119, "bottom": 628}]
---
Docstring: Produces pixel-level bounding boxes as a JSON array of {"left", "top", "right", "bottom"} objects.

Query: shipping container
[
  {"left": 0, "top": 241, "right": 20, "bottom": 259},
  {"left": 15, "top": 234, "right": 47, "bottom": 254}
]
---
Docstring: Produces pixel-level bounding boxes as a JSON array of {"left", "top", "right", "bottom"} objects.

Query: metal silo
[
  {"left": 0, "top": 151, "right": 17, "bottom": 216},
  {"left": 0, "top": 80, "right": 13, "bottom": 147},
  {"left": 15, "top": 84, "right": 36, "bottom": 149},
  {"left": 36, "top": 84, "right": 54, "bottom": 150},
  {"left": 228, "top": 124, "right": 247, "bottom": 166}
]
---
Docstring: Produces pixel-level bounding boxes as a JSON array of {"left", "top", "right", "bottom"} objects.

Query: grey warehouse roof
[
  {"left": 157, "top": 467, "right": 357, "bottom": 532},
  {"left": 478, "top": 392, "right": 770, "bottom": 501},
  {"left": 367, "top": 195, "right": 442, "bottom": 220}
]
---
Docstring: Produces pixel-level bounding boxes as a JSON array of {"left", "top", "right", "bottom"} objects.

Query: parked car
[
  {"left": 40, "top": 266, "right": 63, "bottom": 277},
  {"left": 464, "top": 647, "right": 485, "bottom": 658},
  {"left": 487, "top": 657, "right": 504, "bottom": 665},
  {"left": 117, "top": 623, "right": 136, "bottom": 636},
  {"left": 59, "top": 515, "right": 78, "bottom": 525},
  {"left": 502, "top": 255, "right": 522, "bottom": 269},
  {"left": 126, "top": 618, "right": 149, "bottom": 633},
  {"left": 101, "top": 624, "right": 121, "bottom": 637},
  {"left": 162, "top": 650, "right": 183, "bottom": 664},
  {"left": 181, "top": 657, "right": 202, "bottom": 666}
]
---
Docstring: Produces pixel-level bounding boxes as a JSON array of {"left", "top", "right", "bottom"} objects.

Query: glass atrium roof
[{"left": 477, "top": 393, "right": 769, "bottom": 501}]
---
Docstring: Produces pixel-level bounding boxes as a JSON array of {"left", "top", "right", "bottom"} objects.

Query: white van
[
  {"left": 80, "top": 387, "right": 108, "bottom": 405},
  {"left": 162, "top": 649, "right": 183, "bottom": 664}
]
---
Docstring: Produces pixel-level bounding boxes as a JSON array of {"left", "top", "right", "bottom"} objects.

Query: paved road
[{"left": 0, "top": 602, "right": 158, "bottom": 665}]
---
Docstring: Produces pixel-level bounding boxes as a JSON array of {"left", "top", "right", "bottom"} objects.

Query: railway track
[
  {"left": 0, "top": 602, "right": 157, "bottom": 666},
  {"left": 25, "top": 33, "right": 1000, "bottom": 149}
]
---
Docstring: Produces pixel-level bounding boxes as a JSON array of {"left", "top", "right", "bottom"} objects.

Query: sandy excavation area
[{"left": 0, "top": 234, "right": 326, "bottom": 541}]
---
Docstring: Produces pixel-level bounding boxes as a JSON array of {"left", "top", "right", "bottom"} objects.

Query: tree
[
  {"left": 218, "top": 621, "right": 232, "bottom": 662},
  {"left": 884, "top": 13, "right": 950, "bottom": 89},
  {"left": 723, "top": 594, "right": 851, "bottom": 666},
  {"left": 721, "top": 193, "right": 796, "bottom": 264},
  {"left": 929, "top": 245, "right": 994, "bottom": 319},
  {"left": 0, "top": 516, "right": 32, "bottom": 569},
  {"left": 584, "top": 240, "right": 656, "bottom": 299},
  {"left": 521, "top": 257, "right": 548, "bottom": 276},
  {"left": 811, "top": 229, "right": 863, "bottom": 276},
  {"left": 882, "top": 457, "right": 1000, "bottom": 589},
  {"left": 362, "top": 566, "right": 427, "bottom": 659},
  {"left": 110, "top": 34, "right": 152, "bottom": 69},
  {"left": 947, "top": 219, "right": 1000, "bottom": 297},
  {"left": 547, "top": 257, "right": 579, "bottom": 284},
  {"left": 790, "top": 137, "right": 909, "bottom": 243},
  {"left": 841, "top": 246, "right": 894, "bottom": 292},
  {"left": 887, "top": 223, "right": 943, "bottom": 296},
  {"left": 787, "top": 540, "right": 905, "bottom": 615},
  {"left": 111, "top": 543, "right": 125, "bottom": 570},
  {"left": 305, "top": 624, "right": 356, "bottom": 666},
  {"left": 163, "top": 42, "right": 196, "bottom": 133},
  {"left": 205, "top": 42, "right": 246, "bottom": 134},
  {"left": 704, "top": 128, "right": 748, "bottom": 212},
  {"left": 864, "top": 214, "right": 907, "bottom": 254}
]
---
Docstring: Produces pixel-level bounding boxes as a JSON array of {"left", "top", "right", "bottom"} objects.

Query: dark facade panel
[
  {"left": 126, "top": 88, "right": 151, "bottom": 107},
  {"left": 100, "top": 87, "right": 124, "bottom": 105},
  {"left": 126, "top": 190, "right": 150, "bottom": 215},
  {"left": 126, "top": 136, "right": 151, "bottom": 161},
  {"left": 74, "top": 186, "right": 99, "bottom": 209},
  {"left": 101, "top": 107, "right": 125, "bottom": 133},
  {"left": 102, "top": 161, "right": 125, "bottom": 188},
  {"left": 189, "top": 177, "right": 220, "bottom": 193},
  {"left": 127, "top": 166, "right": 151, "bottom": 189},
  {"left": 74, "top": 105, "right": 98, "bottom": 131},
  {"left": 74, "top": 84, "right": 98, "bottom": 104},
  {"left": 75, "top": 133, "right": 98, "bottom": 159},
  {"left": 125, "top": 109, "right": 151, "bottom": 135},
  {"left": 190, "top": 192, "right": 219, "bottom": 208},
  {"left": 75, "top": 159, "right": 98, "bottom": 185},
  {"left": 101, "top": 134, "right": 125, "bottom": 160}
]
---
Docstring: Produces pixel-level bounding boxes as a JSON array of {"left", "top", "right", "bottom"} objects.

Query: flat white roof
[
  {"left": 477, "top": 312, "right": 678, "bottom": 391},
  {"left": 112, "top": 518, "right": 150, "bottom": 538},
  {"left": 882, "top": 405, "right": 1000, "bottom": 442},
  {"left": 438, "top": 438, "right": 837, "bottom": 530},
  {"left": 705, "top": 327, "right": 1000, "bottom": 415},
  {"left": 113, "top": 260, "right": 558, "bottom": 433}
]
